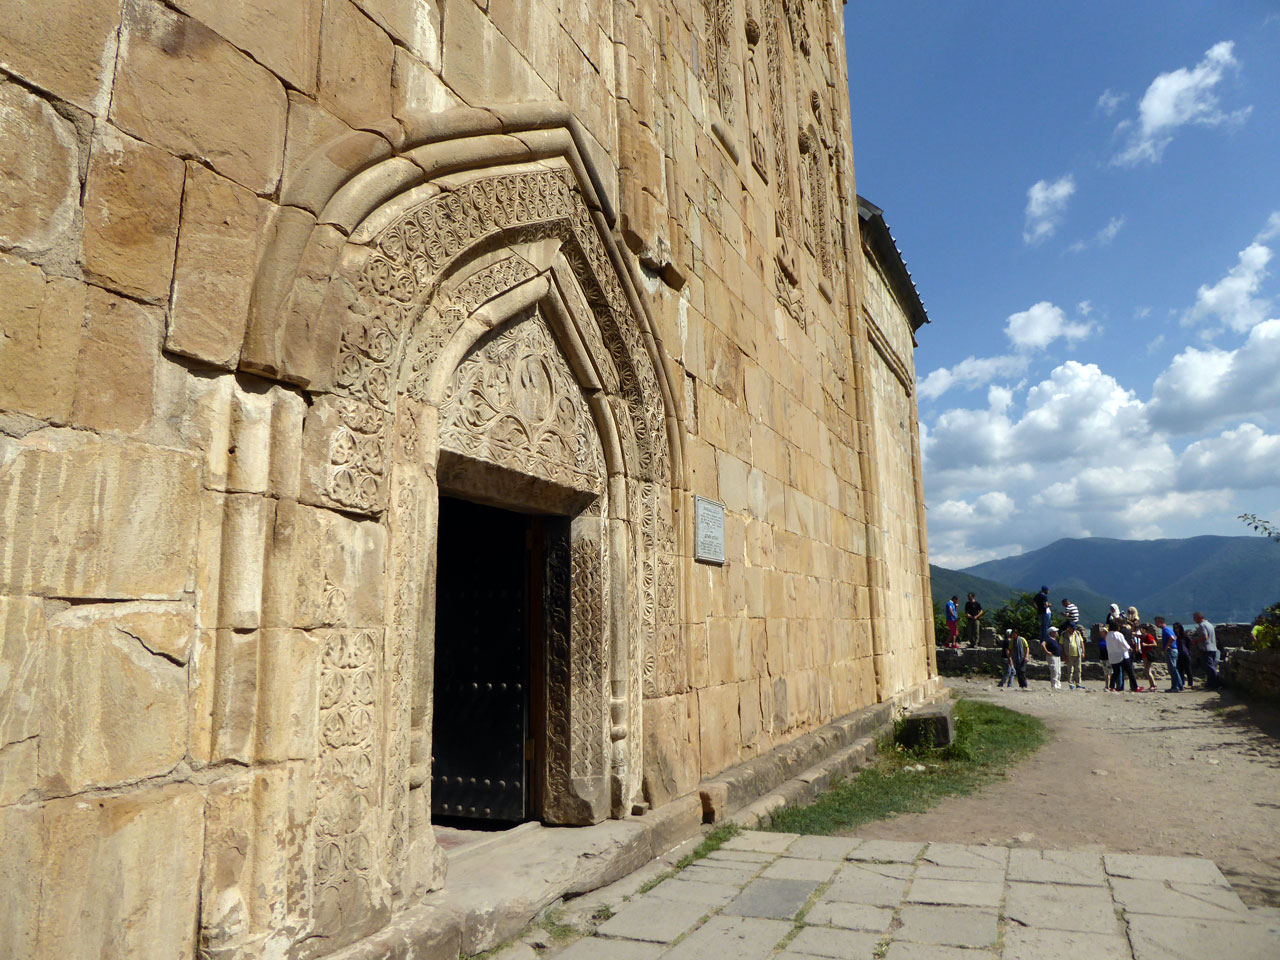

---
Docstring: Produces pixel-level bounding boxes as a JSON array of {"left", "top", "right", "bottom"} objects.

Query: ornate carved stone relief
[
  {"left": 799, "top": 123, "right": 834, "bottom": 300},
  {"left": 702, "top": 0, "right": 738, "bottom": 129},
  {"left": 383, "top": 470, "right": 429, "bottom": 895},
  {"left": 438, "top": 306, "right": 605, "bottom": 495},
  {"left": 315, "top": 628, "right": 386, "bottom": 922},
  {"left": 569, "top": 531, "right": 606, "bottom": 779},
  {"left": 745, "top": 15, "right": 769, "bottom": 181},
  {"left": 783, "top": 0, "right": 810, "bottom": 57},
  {"left": 765, "top": 0, "right": 795, "bottom": 244},
  {"left": 775, "top": 257, "right": 806, "bottom": 329},
  {"left": 327, "top": 398, "right": 388, "bottom": 514},
  {"left": 402, "top": 256, "right": 538, "bottom": 404},
  {"left": 315, "top": 167, "right": 668, "bottom": 518},
  {"left": 293, "top": 158, "right": 677, "bottom": 927}
]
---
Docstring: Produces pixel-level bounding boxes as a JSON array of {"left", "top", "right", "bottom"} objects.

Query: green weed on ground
[
  {"left": 636, "top": 821, "right": 743, "bottom": 894},
  {"left": 762, "top": 699, "right": 1047, "bottom": 835}
]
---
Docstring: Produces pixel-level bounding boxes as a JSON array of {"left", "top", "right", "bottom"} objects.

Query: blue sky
[{"left": 843, "top": 1, "right": 1280, "bottom": 567}]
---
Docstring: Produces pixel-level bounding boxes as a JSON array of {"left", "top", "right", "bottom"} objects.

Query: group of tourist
[
  {"left": 1097, "top": 603, "right": 1220, "bottom": 694},
  {"left": 944, "top": 588, "right": 1223, "bottom": 693}
]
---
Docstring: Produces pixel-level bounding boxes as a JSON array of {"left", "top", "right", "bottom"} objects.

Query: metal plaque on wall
[{"left": 694, "top": 496, "right": 726, "bottom": 565}]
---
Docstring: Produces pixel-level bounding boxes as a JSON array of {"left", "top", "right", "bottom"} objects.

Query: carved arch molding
[{"left": 202, "top": 107, "right": 685, "bottom": 959}]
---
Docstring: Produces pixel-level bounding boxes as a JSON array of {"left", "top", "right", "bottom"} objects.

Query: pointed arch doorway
[{"left": 203, "top": 107, "right": 687, "bottom": 957}]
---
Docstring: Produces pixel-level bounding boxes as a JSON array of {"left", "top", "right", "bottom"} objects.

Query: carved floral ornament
[{"left": 320, "top": 164, "right": 673, "bottom": 515}]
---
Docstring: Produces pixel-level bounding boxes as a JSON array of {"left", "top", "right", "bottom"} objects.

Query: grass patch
[
  {"left": 674, "top": 821, "right": 742, "bottom": 869},
  {"left": 636, "top": 822, "right": 743, "bottom": 894},
  {"left": 762, "top": 699, "right": 1047, "bottom": 835},
  {"left": 536, "top": 907, "right": 577, "bottom": 945}
]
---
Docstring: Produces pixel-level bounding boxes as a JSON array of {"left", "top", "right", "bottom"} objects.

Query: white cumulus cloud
[
  {"left": 1067, "top": 216, "right": 1127, "bottom": 254},
  {"left": 1182, "top": 242, "right": 1273, "bottom": 334},
  {"left": 1148, "top": 319, "right": 1280, "bottom": 434},
  {"left": 1178, "top": 423, "right": 1280, "bottom": 491},
  {"left": 1256, "top": 211, "right": 1280, "bottom": 243},
  {"left": 1113, "top": 41, "right": 1250, "bottom": 166},
  {"left": 1097, "top": 216, "right": 1126, "bottom": 245},
  {"left": 922, "top": 199, "right": 1280, "bottom": 567},
  {"left": 919, "top": 354, "right": 1029, "bottom": 401},
  {"left": 1096, "top": 89, "right": 1127, "bottom": 116},
  {"left": 1023, "top": 175, "right": 1076, "bottom": 245},
  {"left": 1005, "top": 302, "right": 1095, "bottom": 351}
]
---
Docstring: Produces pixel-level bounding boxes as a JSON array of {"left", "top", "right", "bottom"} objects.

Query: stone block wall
[
  {"left": 1221, "top": 649, "right": 1280, "bottom": 701},
  {"left": 0, "top": 2, "right": 936, "bottom": 958}
]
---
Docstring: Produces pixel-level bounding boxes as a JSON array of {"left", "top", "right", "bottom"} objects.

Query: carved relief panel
[
  {"left": 438, "top": 306, "right": 606, "bottom": 496},
  {"left": 314, "top": 628, "right": 386, "bottom": 929},
  {"left": 702, "top": 0, "right": 741, "bottom": 159},
  {"left": 744, "top": 13, "right": 769, "bottom": 181}
]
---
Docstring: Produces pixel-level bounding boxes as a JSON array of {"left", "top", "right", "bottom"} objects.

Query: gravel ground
[{"left": 852, "top": 675, "right": 1280, "bottom": 908}]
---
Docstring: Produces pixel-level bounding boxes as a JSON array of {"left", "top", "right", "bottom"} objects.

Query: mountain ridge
[{"left": 961, "top": 535, "right": 1280, "bottom": 623}]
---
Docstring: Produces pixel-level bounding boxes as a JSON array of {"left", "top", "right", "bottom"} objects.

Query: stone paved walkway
[{"left": 548, "top": 831, "right": 1280, "bottom": 960}]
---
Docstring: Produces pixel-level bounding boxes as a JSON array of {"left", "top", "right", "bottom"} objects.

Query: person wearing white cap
[{"left": 1041, "top": 626, "right": 1063, "bottom": 690}]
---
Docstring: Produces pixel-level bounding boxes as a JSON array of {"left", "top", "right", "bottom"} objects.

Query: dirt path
[{"left": 851, "top": 676, "right": 1280, "bottom": 907}]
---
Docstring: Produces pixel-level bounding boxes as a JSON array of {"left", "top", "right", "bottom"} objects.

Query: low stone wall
[
  {"left": 935, "top": 646, "right": 1109, "bottom": 681},
  {"left": 1221, "top": 648, "right": 1280, "bottom": 701},
  {"left": 1215, "top": 623, "right": 1256, "bottom": 648}
]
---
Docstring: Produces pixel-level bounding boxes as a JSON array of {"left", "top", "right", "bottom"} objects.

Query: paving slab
[
  {"left": 1111, "top": 877, "right": 1251, "bottom": 920},
  {"left": 594, "top": 897, "right": 709, "bottom": 943},
  {"left": 723, "top": 877, "right": 819, "bottom": 920},
  {"left": 884, "top": 943, "right": 996, "bottom": 960},
  {"left": 822, "top": 866, "right": 910, "bottom": 907},
  {"left": 723, "top": 830, "right": 799, "bottom": 855},
  {"left": 785, "top": 925, "right": 882, "bottom": 958},
  {"left": 1007, "top": 848, "right": 1106, "bottom": 886},
  {"left": 680, "top": 861, "right": 762, "bottom": 885},
  {"left": 839, "top": 860, "right": 915, "bottom": 880},
  {"left": 844, "top": 839, "right": 924, "bottom": 863},
  {"left": 658, "top": 915, "right": 793, "bottom": 960},
  {"left": 803, "top": 901, "right": 894, "bottom": 932},
  {"left": 644, "top": 876, "right": 742, "bottom": 908},
  {"left": 922, "top": 842, "right": 1010, "bottom": 871},
  {"left": 913, "top": 863, "right": 1005, "bottom": 884},
  {"left": 1127, "top": 913, "right": 1280, "bottom": 960},
  {"left": 905, "top": 876, "right": 1003, "bottom": 907},
  {"left": 787, "top": 835, "right": 863, "bottom": 861},
  {"left": 705, "top": 848, "right": 777, "bottom": 864},
  {"left": 761, "top": 856, "right": 843, "bottom": 883},
  {"left": 1001, "top": 928, "right": 1132, "bottom": 960},
  {"left": 1104, "top": 852, "right": 1229, "bottom": 886},
  {"left": 555, "top": 938, "right": 665, "bottom": 960},
  {"left": 1004, "top": 881, "right": 1121, "bottom": 932},
  {"left": 893, "top": 905, "right": 998, "bottom": 947}
]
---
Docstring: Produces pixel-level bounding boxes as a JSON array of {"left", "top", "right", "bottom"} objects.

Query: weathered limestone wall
[
  {"left": 858, "top": 250, "right": 932, "bottom": 700},
  {"left": 0, "top": 2, "right": 935, "bottom": 958}
]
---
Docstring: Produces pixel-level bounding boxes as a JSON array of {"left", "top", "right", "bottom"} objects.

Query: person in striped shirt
[{"left": 1061, "top": 598, "right": 1080, "bottom": 632}]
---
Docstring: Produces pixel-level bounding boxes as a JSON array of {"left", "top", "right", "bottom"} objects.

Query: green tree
[
  {"left": 1251, "top": 601, "right": 1280, "bottom": 651},
  {"left": 1240, "top": 515, "right": 1280, "bottom": 650},
  {"left": 991, "top": 592, "right": 1040, "bottom": 641},
  {"left": 1239, "top": 513, "right": 1280, "bottom": 542}
]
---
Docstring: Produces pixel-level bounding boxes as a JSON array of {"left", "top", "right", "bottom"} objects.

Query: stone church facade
[{"left": 0, "top": 2, "right": 935, "bottom": 958}]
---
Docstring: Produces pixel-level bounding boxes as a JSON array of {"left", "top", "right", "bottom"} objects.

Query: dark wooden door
[{"left": 432, "top": 497, "right": 533, "bottom": 823}]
